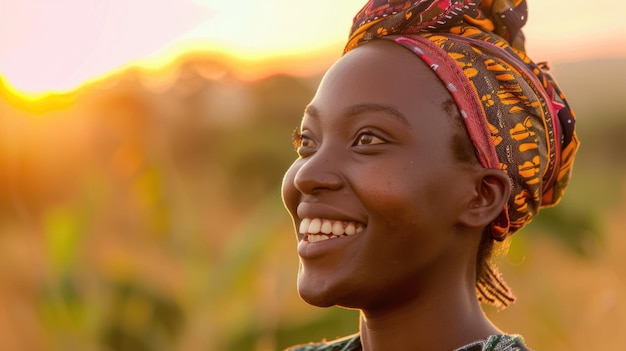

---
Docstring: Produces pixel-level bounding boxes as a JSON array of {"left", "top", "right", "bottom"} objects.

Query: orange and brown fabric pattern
[{"left": 344, "top": 0, "right": 579, "bottom": 240}]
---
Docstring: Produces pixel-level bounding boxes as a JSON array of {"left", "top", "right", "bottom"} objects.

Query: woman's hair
[
  {"left": 447, "top": 96, "right": 516, "bottom": 308},
  {"left": 445, "top": 98, "right": 478, "bottom": 165},
  {"left": 476, "top": 231, "right": 515, "bottom": 307},
  {"left": 344, "top": 0, "right": 580, "bottom": 308}
]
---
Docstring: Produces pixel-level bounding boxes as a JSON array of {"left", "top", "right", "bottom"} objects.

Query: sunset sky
[{"left": 1, "top": 0, "right": 625, "bottom": 96}]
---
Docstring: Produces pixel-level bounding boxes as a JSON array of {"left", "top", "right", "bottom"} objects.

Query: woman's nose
[{"left": 293, "top": 151, "right": 343, "bottom": 195}]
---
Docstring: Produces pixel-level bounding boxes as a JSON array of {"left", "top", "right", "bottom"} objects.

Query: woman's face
[{"left": 282, "top": 40, "right": 482, "bottom": 311}]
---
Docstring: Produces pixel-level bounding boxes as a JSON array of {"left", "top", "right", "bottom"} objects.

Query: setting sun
[{"left": 1, "top": 0, "right": 625, "bottom": 98}]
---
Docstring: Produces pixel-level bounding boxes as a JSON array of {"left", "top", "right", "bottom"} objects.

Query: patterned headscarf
[{"left": 344, "top": 0, "right": 579, "bottom": 241}]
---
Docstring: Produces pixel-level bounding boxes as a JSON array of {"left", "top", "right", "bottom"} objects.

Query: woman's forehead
[{"left": 309, "top": 40, "right": 452, "bottom": 124}]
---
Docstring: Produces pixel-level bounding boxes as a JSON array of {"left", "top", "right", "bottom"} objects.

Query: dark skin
[{"left": 282, "top": 40, "right": 511, "bottom": 351}]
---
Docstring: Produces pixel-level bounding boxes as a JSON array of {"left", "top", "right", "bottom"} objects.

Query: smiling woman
[
  {"left": 281, "top": 1, "right": 579, "bottom": 350},
  {"left": 285, "top": 40, "right": 505, "bottom": 313}
]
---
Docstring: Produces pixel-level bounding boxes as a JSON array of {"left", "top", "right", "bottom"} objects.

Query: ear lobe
[{"left": 458, "top": 169, "right": 511, "bottom": 229}]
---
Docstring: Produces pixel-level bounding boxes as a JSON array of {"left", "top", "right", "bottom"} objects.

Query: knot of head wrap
[{"left": 345, "top": 0, "right": 579, "bottom": 240}]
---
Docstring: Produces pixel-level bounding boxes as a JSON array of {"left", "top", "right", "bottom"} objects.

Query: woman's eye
[
  {"left": 292, "top": 129, "right": 316, "bottom": 156},
  {"left": 301, "top": 136, "right": 314, "bottom": 147},
  {"left": 292, "top": 129, "right": 312, "bottom": 148},
  {"left": 356, "top": 132, "right": 385, "bottom": 146}
]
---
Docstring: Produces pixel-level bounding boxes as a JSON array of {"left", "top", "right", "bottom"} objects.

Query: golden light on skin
[{"left": 0, "top": 0, "right": 624, "bottom": 101}]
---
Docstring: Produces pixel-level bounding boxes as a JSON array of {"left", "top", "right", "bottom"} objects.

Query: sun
[
  {"left": 1, "top": 0, "right": 623, "bottom": 102},
  {"left": 0, "top": 0, "right": 364, "bottom": 100}
]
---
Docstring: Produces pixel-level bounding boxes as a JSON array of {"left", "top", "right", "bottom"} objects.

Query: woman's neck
[{"left": 359, "top": 279, "right": 501, "bottom": 351}]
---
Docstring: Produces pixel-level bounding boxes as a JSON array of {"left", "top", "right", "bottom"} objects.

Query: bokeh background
[{"left": 1, "top": 1, "right": 625, "bottom": 350}]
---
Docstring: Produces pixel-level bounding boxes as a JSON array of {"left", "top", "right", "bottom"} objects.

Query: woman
[{"left": 281, "top": 1, "right": 579, "bottom": 350}]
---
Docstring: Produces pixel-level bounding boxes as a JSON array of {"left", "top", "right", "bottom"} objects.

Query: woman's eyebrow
[
  {"left": 304, "top": 103, "right": 412, "bottom": 129},
  {"left": 303, "top": 104, "right": 319, "bottom": 118},
  {"left": 344, "top": 103, "right": 412, "bottom": 129}
]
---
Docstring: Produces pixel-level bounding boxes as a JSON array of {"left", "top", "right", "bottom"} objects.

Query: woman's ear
[{"left": 458, "top": 169, "right": 511, "bottom": 229}]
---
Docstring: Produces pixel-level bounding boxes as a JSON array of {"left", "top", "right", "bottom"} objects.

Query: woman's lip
[{"left": 296, "top": 203, "right": 365, "bottom": 226}]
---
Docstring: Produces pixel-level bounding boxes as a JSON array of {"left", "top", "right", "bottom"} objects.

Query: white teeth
[
  {"left": 308, "top": 235, "right": 327, "bottom": 243},
  {"left": 299, "top": 218, "right": 311, "bottom": 234},
  {"left": 300, "top": 218, "right": 365, "bottom": 242},
  {"left": 308, "top": 218, "right": 321, "bottom": 234},
  {"left": 321, "top": 220, "right": 332, "bottom": 234},
  {"left": 308, "top": 234, "right": 343, "bottom": 243},
  {"left": 345, "top": 222, "right": 355, "bottom": 235},
  {"left": 331, "top": 221, "right": 344, "bottom": 235}
]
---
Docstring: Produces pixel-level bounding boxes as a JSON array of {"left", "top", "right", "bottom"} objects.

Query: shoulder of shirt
[
  {"left": 285, "top": 333, "right": 530, "bottom": 351},
  {"left": 285, "top": 333, "right": 361, "bottom": 351},
  {"left": 479, "top": 334, "right": 532, "bottom": 351},
  {"left": 455, "top": 334, "right": 532, "bottom": 351}
]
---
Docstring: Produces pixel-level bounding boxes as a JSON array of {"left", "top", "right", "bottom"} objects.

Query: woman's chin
[
  {"left": 297, "top": 272, "right": 350, "bottom": 308},
  {"left": 297, "top": 274, "right": 365, "bottom": 309},
  {"left": 297, "top": 279, "right": 337, "bottom": 308},
  {"left": 299, "top": 292, "right": 336, "bottom": 308}
]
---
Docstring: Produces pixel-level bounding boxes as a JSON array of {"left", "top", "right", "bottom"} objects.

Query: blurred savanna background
[{"left": 1, "top": 1, "right": 625, "bottom": 350}]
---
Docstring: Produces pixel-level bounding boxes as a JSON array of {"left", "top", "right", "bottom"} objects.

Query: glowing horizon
[
  {"left": 1, "top": 0, "right": 625, "bottom": 98},
  {"left": 0, "top": 39, "right": 344, "bottom": 101}
]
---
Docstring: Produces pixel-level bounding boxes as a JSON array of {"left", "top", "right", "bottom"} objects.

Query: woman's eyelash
[
  {"left": 291, "top": 127, "right": 303, "bottom": 149},
  {"left": 291, "top": 128, "right": 385, "bottom": 151},
  {"left": 355, "top": 129, "right": 386, "bottom": 145}
]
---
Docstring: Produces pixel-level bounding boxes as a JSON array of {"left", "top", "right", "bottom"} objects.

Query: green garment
[{"left": 286, "top": 333, "right": 531, "bottom": 351}]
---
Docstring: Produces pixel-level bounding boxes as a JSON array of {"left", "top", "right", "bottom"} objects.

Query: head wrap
[{"left": 344, "top": 0, "right": 579, "bottom": 241}]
